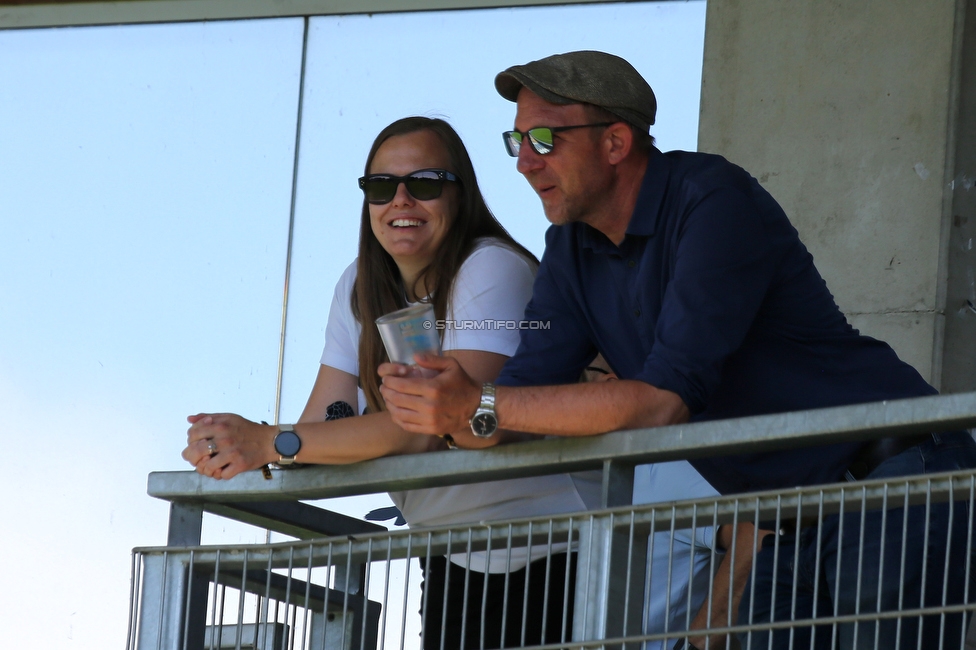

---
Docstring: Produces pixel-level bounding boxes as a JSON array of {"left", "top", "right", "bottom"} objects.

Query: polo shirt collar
[
  {"left": 626, "top": 147, "right": 668, "bottom": 237},
  {"left": 580, "top": 147, "right": 668, "bottom": 253}
]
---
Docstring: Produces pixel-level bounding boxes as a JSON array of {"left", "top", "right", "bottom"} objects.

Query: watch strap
[{"left": 479, "top": 382, "right": 496, "bottom": 410}]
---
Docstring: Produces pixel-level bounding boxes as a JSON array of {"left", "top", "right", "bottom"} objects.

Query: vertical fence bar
[
  {"left": 399, "top": 534, "right": 414, "bottom": 650},
  {"left": 938, "top": 483, "right": 955, "bottom": 649},
  {"left": 362, "top": 538, "right": 377, "bottom": 650},
  {"left": 743, "top": 498, "right": 756, "bottom": 650},
  {"left": 788, "top": 495, "right": 803, "bottom": 650},
  {"left": 663, "top": 507, "right": 677, "bottom": 645},
  {"left": 499, "top": 523, "right": 514, "bottom": 647},
  {"left": 128, "top": 551, "right": 142, "bottom": 650},
  {"left": 874, "top": 484, "right": 890, "bottom": 650},
  {"left": 458, "top": 531, "right": 472, "bottom": 650},
  {"left": 562, "top": 517, "right": 576, "bottom": 648},
  {"left": 521, "top": 521, "right": 536, "bottom": 647},
  {"left": 916, "top": 481, "right": 933, "bottom": 650},
  {"left": 480, "top": 525, "right": 492, "bottom": 650},
  {"left": 963, "top": 478, "right": 976, "bottom": 650},
  {"left": 852, "top": 487, "right": 868, "bottom": 649},
  {"left": 419, "top": 533, "right": 433, "bottom": 650},
  {"left": 624, "top": 510, "right": 639, "bottom": 641}
]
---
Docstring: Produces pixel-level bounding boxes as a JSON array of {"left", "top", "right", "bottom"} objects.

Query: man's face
[{"left": 513, "top": 89, "right": 612, "bottom": 226}]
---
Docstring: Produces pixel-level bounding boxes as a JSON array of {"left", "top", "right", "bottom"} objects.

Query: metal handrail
[
  {"left": 138, "top": 469, "right": 976, "bottom": 561},
  {"left": 148, "top": 391, "right": 976, "bottom": 504}
]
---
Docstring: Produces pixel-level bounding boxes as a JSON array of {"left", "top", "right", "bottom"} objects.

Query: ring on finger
[{"left": 206, "top": 439, "right": 218, "bottom": 456}]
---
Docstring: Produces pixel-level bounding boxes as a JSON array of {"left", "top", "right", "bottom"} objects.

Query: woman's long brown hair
[{"left": 353, "top": 117, "right": 536, "bottom": 413}]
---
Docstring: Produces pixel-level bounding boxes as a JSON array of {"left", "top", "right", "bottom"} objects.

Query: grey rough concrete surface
[
  {"left": 943, "top": 0, "right": 976, "bottom": 393},
  {"left": 698, "top": 0, "right": 967, "bottom": 387}
]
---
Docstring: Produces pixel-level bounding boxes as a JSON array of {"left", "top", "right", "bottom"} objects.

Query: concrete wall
[
  {"left": 944, "top": 0, "right": 976, "bottom": 393},
  {"left": 698, "top": 0, "right": 967, "bottom": 388}
]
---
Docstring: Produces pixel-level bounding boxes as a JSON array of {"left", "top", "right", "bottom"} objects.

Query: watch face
[
  {"left": 471, "top": 412, "right": 498, "bottom": 438},
  {"left": 274, "top": 430, "right": 301, "bottom": 457}
]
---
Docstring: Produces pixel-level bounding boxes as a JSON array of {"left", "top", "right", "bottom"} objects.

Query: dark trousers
[
  {"left": 740, "top": 431, "right": 976, "bottom": 649},
  {"left": 418, "top": 552, "right": 576, "bottom": 650}
]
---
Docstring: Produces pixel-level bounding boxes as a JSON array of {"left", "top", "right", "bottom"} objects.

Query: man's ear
[{"left": 604, "top": 122, "right": 634, "bottom": 165}]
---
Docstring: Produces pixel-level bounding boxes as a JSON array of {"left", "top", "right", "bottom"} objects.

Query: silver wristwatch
[{"left": 469, "top": 383, "right": 498, "bottom": 438}]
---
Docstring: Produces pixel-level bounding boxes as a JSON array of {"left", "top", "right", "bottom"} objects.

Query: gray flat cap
[{"left": 495, "top": 50, "right": 656, "bottom": 132}]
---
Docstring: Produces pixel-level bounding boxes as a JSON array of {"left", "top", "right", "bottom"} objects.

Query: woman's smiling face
[{"left": 368, "top": 130, "right": 460, "bottom": 276}]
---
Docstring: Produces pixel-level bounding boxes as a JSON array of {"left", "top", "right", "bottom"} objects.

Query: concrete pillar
[
  {"left": 944, "top": 1, "right": 976, "bottom": 392},
  {"left": 698, "top": 0, "right": 969, "bottom": 389}
]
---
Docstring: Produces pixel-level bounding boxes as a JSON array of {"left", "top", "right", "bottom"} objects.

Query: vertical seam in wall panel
[
  {"left": 936, "top": 0, "right": 968, "bottom": 391},
  {"left": 275, "top": 16, "right": 311, "bottom": 425}
]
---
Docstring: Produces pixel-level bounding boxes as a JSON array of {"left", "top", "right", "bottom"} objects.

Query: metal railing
[{"left": 130, "top": 392, "right": 976, "bottom": 649}]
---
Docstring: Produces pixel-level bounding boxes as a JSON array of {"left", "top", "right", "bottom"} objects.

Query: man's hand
[
  {"left": 378, "top": 353, "right": 482, "bottom": 436},
  {"left": 182, "top": 413, "right": 276, "bottom": 480}
]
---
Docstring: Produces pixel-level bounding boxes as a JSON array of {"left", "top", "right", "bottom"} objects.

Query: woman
[{"left": 182, "top": 117, "right": 600, "bottom": 649}]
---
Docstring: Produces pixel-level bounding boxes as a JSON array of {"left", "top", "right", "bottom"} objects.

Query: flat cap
[{"left": 495, "top": 50, "right": 656, "bottom": 132}]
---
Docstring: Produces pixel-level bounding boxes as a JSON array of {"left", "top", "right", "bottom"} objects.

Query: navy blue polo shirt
[{"left": 497, "top": 148, "right": 936, "bottom": 494}]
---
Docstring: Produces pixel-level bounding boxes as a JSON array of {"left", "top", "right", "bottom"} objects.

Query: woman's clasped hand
[{"left": 182, "top": 413, "right": 276, "bottom": 480}]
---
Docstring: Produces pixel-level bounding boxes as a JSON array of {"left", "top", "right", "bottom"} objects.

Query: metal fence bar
[
  {"left": 561, "top": 518, "right": 575, "bottom": 648},
  {"left": 521, "top": 521, "right": 537, "bottom": 647},
  {"left": 133, "top": 467, "right": 976, "bottom": 650},
  {"left": 128, "top": 549, "right": 142, "bottom": 650}
]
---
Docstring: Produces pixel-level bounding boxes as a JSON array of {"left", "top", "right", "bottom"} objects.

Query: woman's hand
[
  {"left": 182, "top": 413, "right": 276, "bottom": 480},
  {"left": 378, "top": 353, "right": 482, "bottom": 436}
]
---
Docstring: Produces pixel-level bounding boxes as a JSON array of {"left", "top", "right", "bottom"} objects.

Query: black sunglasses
[
  {"left": 502, "top": 122, "right": 617, "bottom": 157},
  {"left": 358, "top": 168, "right": 460, "bottom": 205}
]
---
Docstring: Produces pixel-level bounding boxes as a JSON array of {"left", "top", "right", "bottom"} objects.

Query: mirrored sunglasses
[
  {"left": 502, "top": 122, "right": 617, "bottom": 157},
  {"left": 358, "top": 168, "right": 460, "bottom": 205}
]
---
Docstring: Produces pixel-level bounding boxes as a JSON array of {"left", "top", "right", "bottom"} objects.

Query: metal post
[
  {"left": 602, "top": 458, "right": 637, "bottom": 508},
  {"left": 137, "top": 552, "right": 193, "bottom": 650},
  {"left": 163, "top": 504, "right": 207, "bottom": 649},
  {"left": 583, "top": 459, "right": 645, "bottom": 647},
  {"left": 167, "top": 502, "right": 203, "bottom": 546}
]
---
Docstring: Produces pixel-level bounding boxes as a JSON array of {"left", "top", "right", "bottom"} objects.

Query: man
[{"left": 379, "top": 51, "right": 976, "bottom": 649}]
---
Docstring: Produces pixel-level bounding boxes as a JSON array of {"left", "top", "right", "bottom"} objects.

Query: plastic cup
[{"left": 375, "top": 304, "right": 441, "bottom": 376}]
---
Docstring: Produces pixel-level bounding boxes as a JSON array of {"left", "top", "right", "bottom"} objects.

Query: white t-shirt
[{"left": 320, "top": 239, "right": 602, "bottom": 572}]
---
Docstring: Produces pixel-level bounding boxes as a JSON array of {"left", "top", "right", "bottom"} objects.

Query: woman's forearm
[
  {"left": 292, "top": 410, "right": 444, "bottom": 465},
  {"left": 184, "top": 410, "right": 444, "bottom": 480}
]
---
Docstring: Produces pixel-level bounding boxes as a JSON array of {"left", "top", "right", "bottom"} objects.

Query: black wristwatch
[
  {"left": 469, "top": 383, "right": 498, "bottom": 438},
  {"left": 273, "top": 424, "right": 302, "bottom": 467}
]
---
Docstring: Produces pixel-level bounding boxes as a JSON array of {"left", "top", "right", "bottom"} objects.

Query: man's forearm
[
  {"left": 496, "top": 379, "right": 689, "bottom": 436},
  {"left": 686, "top": 523, "right": 772, "bottom": 649},
  {"left": 378, "top": 355, "right": 688, "bottom": 438}
]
